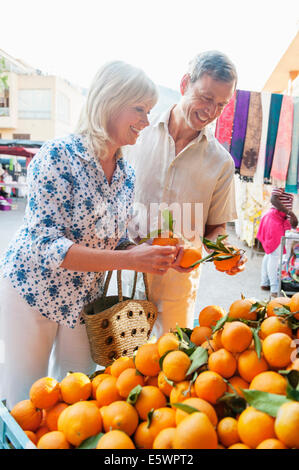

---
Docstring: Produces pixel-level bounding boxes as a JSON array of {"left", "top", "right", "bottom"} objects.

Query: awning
[{"left": 0, "top": 146, "right": 39, "bottom": 158}]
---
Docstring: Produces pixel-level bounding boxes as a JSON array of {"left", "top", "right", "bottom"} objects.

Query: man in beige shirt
[{"left": 123, "top": 51, "right": 246, "bottom": 338}]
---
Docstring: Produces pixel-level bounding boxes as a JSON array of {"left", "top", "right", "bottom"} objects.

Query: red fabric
[
  {"left": 215, "top": 91, "right": 236, "bottom": 151},
  {"left": 0, "top": 146, "right": 38, "bottom": 158},
  {"left": 256, "top": 208, "right": 291, "bottom": 254}
]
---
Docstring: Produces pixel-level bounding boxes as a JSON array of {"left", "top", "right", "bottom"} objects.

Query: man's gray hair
[{"left": 188, "top": 50, "right": 238, "bottom": 85}]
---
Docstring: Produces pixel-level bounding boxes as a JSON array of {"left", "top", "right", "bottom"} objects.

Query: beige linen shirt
[{"left": 122, "top": 106, "right": 237, "bottom": 337}]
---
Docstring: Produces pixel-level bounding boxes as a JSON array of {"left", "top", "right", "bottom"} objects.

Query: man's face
[{"left": 180, "top": 73, "right": 235, "bottom": 131}]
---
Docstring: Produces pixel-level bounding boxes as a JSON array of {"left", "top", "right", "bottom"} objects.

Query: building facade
[{"left": 0, "top": 48, "right": 85, "bottom": 141}]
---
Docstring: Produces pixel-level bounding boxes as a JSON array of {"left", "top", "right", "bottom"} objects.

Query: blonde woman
[{"left": 0, "top": 61, "right": 180, "bottom": 409}]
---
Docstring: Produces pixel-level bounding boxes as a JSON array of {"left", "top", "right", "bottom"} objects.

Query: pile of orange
[{"left": 9, "top": 292, "right": 299, "bottom": 449}]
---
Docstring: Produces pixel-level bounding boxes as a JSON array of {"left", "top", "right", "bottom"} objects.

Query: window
[
  {"left": 0, "top": 88, "right": 9, "bottom": 116},
  {"left": 13, "top": 133, "right": 31, "bottom": 140},
  {"left": 56, "top": 92, "right": 70, "bottom": 124},
  {"left": 18, "top": 89, "right": 51, "bottom": 119}
]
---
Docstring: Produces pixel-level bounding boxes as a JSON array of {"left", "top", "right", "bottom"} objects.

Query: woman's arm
[
  {"left": 271, "top": 193, "right": 289, "bottom": 215},
  {"left": 271, "top": 194, "right": 298, "bottom": 228},
  {"left": 60, "top": 242, "right": 179, "bottom": 275}
]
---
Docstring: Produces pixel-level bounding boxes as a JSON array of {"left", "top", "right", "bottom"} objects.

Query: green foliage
[
  {"left": 77, "top": 432, "right": 104, "bottom": 449},
  {"left": 0, "top": 57, "right": 8, "bottom": 91}
]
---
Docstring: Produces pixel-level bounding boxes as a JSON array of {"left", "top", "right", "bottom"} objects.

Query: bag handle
[{"left": 102, "top": 270, "right": 150, "bottom": 302}]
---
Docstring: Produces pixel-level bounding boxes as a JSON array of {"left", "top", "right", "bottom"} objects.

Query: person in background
[
  {"left": 257, "top": 186, "right": 298, "bottom": 297},
  {"left": 0, "top": 61, "right": 184, "bottom": 409},
  {"left": 123, "top": 50, "right": 247, "bottom": 338}
]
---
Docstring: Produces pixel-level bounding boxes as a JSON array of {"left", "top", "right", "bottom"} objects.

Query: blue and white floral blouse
[{"left": 0, "top": 134, "right": 135, "bottom": 328}]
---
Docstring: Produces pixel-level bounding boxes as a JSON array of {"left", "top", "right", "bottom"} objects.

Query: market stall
[
  {"left": 0, "top": 139, "right": 42, "bottom": 206},
  {"left": 215, "top": 90, "right": 299, "bottom": 249}
]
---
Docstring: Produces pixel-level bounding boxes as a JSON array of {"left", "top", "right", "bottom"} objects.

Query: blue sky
[{"left": 1, "top": 0, "right": 299, "bottom": 92}]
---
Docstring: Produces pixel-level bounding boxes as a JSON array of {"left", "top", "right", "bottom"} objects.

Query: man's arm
[{"left": 204, "top": 223, "right": 227, "bottom": 243}]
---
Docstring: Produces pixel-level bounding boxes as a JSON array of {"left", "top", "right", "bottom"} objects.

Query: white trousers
[
  {"left": 0, "top": 278, "right": 97, "bottom": 410},
  {"left": 261, "top": 245, "right": 281, "bottom": 294}
]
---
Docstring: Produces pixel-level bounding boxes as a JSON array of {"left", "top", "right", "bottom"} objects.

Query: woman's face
[{"left": 107, "top": 101, "right": 153, "bottom": 147}]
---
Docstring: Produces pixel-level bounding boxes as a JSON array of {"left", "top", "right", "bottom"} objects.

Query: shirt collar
[
  {"left": 153, "top": 106, "right": 214, "bottom": 144},
  {"left": 73, "top": 133, "right": 123, "bottom": 163},
  {"left": 72, "top": 134, "right": 93, "bottom": 161}
]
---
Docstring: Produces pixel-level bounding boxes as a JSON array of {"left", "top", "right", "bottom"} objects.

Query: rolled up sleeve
[
  {"left": 206, "top": 158, "right": 238, "bottom": 225},
  {"left": 26, "top": 143, "right": 75, "bottom": 270}
]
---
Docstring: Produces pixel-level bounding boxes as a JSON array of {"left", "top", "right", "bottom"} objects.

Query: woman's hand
[
  {"left": 128, "top": 243, "right": 179, "bottom": 275},
  {"left": 289, "top": 211, "right": 298, "bottom": 229},
  {"left": 170, "top": 246, "right": 196, "bottom": 273}
]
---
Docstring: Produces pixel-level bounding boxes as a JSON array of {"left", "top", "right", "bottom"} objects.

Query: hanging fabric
[
  {"left": 240, "top": 92, "right": 263, "bottom": 181},
  {"left": 285, "top": 96, "right": 299, "bottom": 194},
  {"left": 214, "top": 90, "right": 236, "bottom": 151},
  {"left": 270, "top": 95, "right": 294, "bottom": 186},
  {"left": 254, "top": 92, "right": 272, "bottom": 185},
  {"left": 230, "top": 90, "right": 251, "bottom": 172},
  {"left": 263, "top": 93, "right": 283, "bottom": 182}
]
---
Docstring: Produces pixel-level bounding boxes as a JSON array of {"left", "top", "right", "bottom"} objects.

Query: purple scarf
[{"left": 230, "top": 90, "right": 251, "bottom": 171}]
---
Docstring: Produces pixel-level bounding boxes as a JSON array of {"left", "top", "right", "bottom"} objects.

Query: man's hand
[
  {"left": 214, "top": 244, "right": 248, "bottom": 276},
  {"left": 223, "top": 251, "right": 248, "bottom": 275},
  {"left": 171, "top": 246, "right": 196, "bottom": 273}
]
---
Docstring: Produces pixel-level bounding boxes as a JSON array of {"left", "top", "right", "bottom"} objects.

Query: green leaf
[
  {"left": 164, "top": 375, "right": 175, "bottom": 387},
  {"left": 126, "top": 384, "right": 143, "bottom": 405},
  {"left": 159, "top": 350, "right": 173, "bottom": 370},
  {"left": 162, "top": 209, "right": 174, "bottom": 232},
  {"left": 216, "top": 241, "right": 231, "bottom": 254},
  {"left": 172, "top": 403, "right": 200, "bottom": 414},
  {"left": 286, "top": 384, "right": 299, "bottom": 401},
  {"left": 251, "top": 327, "right": 262, "bottom": 359},
  {"left": 213, "top": 254, "right": 234, "bottom": 260},
  {"left": 176, "top": 324, "right": 196, "bottom": 353},
  {"left": 212, "top": 312, "right": 229, "bottom": 333},
  {"left": 176, "top": 324, "right": 184, "bottom": 342},
  {"left": 273, "top": 306, "right": 291, "bottom": 316},
  {"left": 88, "top": 369, "right": 107, "bottom": 380},
  {"left": 180, "top": 327, "right": 195, "bottom": 339},
  {"left": 216, "top": 234, "right": 229, "bottom": 243},
  {"left": 191, "top": 371, "right": 198, "bottom": 384},
  {"left": 279, "top": 369, "right": 299, "bottom": 389},
  {"left": 186, "top": 346, "right": 208, "bottom": 376},
  {"left": 202, "top": 241, "right": 219, "bottom": 251},
  {"left": 77, "top": 432, "right": 104, "bottom": 449},
  {"left": 241, "top": 389, "right": 291, "bottom": 417},
  {"left": 189, "top": 252, "right": 215, "bottom": 268},
  {"left": 279, "top": 370, "right": 299, "bottom": 401},
  {"left": 217, "top": 392, "right": 247, "bottom": 416},
  {"left": 147, "top": 408, "right": 155, "bottom": 428},
  {"left": 250, "top": 301, "right": 267, "bottom": 312},
  {"left": 138, "top": 228, "right": 162, "bottom": 244}
]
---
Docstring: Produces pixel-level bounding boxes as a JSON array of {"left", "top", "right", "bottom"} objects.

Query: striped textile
[{"left": 270, "top": 95, "right": 294, "bottom": 185}]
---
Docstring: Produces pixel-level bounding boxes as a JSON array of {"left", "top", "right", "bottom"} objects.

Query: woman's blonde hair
[{"left": 76, "top": 60, "right": 158, "bottom": 160}]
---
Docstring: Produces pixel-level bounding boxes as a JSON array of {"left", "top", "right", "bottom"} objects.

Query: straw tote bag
[{"left": 83, "top": 270, "right": 158, "bottom": 367}]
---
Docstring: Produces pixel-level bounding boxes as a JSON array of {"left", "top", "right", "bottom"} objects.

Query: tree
[{"left": 0, "top": 57, "right": 8, "bottom": 91}]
